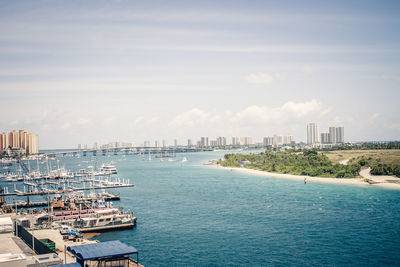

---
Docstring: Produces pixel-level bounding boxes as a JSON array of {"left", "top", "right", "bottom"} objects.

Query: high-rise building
[
  {"left": 9, "top": 130, "right": 19, "bottom": 148},
  {"left": 0, "top": 132, "right": 8, "bottom": 154},
  {"left": 28, "top": 133, "right": 39, "bottom": 154},
  {"left": 187, "top": 139, "right": 193, "bottom": 147},
  {"left": 162, "top": 140, "right": 168, "bottom": 148},
  {"left": 307, "top": 123, "right": 318, "bottom": 144},
  {"left": 200, "top": 137, "right": 209, "bottom": 147},
  {"left": 263, "top": 137, "right": 274, "bottom": 146},
  {"left": 210, "top": 140, "right": 218, "bottom": 146},
  {"left": 320, "top": 133, "right": 329, "bottom": 144},
  {"left": 174, "top": 139, "right": 178, "bottom": 147},
  {"left": 240, "top": 137, "right": 252, "bottom": 145},
  {"left": 336, "top": 127, "right": 344, "bottom": 143},
  {"left": 328, "top": 127, "right": 336, "bottom": 144},
  {"left": 1, "top": 130, "right": 38, "bottom": 154},
  {"left": 283, "top": 135, "right": 293, "bottom": 145},
  {"left": 232, "top": 136, "right": 240, "bottom": 145},
  {"left": 216, "top": 136, "right": 226, "bottom": 146},
  {"left": 155, "top": 140, "right": 160, "bottom": 148}
]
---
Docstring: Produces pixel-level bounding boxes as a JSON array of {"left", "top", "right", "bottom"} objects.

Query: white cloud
[
  {"left": 170, "top": 108, "right": 211, "bottom": 128},
  {"left": 169, "top": 100, "right": 325, "bottom": 136},
  {"left": 232, "top": 99, "right": 323, "bottom": 125}
]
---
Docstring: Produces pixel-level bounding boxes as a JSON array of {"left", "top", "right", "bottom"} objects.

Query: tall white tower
[
  {"left": 307, "top": 123, "right": 318, "bottom": 144},
  {"left": 336, "top": 127, "right": 344, "bottom": 143}
]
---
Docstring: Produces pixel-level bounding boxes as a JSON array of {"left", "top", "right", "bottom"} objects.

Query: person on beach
[{"left": 304, "top": 177, "right": 307, "bottom": 184}]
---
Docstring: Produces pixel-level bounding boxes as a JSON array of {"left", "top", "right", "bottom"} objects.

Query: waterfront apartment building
[
  {"left": 162, "top": 140, "right": 168, "bottom": 148},
  {"left": 174, "top": 139, "right": 178, "bottom": 147},
  {"left": 187, "top": 139, "right": 193, "bottom": 147},
  {"left": 216, "top": 136, "right": 227, "bottom": 146},
  {"left": 232, "top": 136, "right": 240, "bottom": 145},
  {"left": 200, "top": 137, "right": 209, "bottom": 147},
  {"left": 263, "top": 137, "right": 274, "bottom": 146},
  {"left": 0, "top": 129, "right": 38, "bottom": 155},
  {"left": 263, "top": 135, "right": 293, "bottom": 146},
  {"left": 307, "top": 123, "right": 319, "bottom": 144},
  {"left": 239, "top": 137, "right": 252, "bottom": 146}
]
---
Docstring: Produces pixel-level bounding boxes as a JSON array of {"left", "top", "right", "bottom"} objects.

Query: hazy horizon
[{"left": 1, "top": 1, "right": 399, "bottom": 149}]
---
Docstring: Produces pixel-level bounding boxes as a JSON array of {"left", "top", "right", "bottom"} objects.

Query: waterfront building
[
  {"left": 187, "top": 139, "right": 193, "bottom": 147},
  {"left": 320, "top": 133, "right": 329, "bottom": 144},
  {"left": 28, "top": 133, "right": 38, "bottom": 154},
  {"left": 263, "top": 135, "right": 293, "bottom": 147},
  {"left": 336, "top": 127, "right": 344, "bottom": 143},
  {"left": 273, "top": 135, "right": 283, "bottom": 146},
  {"left": 0, "top": 132, "right": 8, "bottom": 154},
  {"left": 0, "top": 130, "right": 38, "bottom": 155},
  {"left": 216, "top": 136, "right": 227, "bottom": 146},
  {"left": 232, "top": 136, "right": 240, "bottom": 145},
  {"left": 307, "top": 123, "right": 319, "bottom": 144},
  {"left": 200, "top": 137, "right": 209, "bottom": 147},
  {"left": 240, "top": 137, "right": 252, "bottom": 146},
  {"left": 210, "top": 140, "right": 218, "bottom": 146},
  {"left": 162, "top": 140, "right": 168, "bottom": 148},
  {"left": 263, "top": 137, "right": 274, "bottom": 146},
  {"left": 144, "top": 141, "right": 150, "bottom": 147},
  {"left": 174, "top": 139, "right": 178, "bottom": 147},
  {"left": 155, "top": 140, "right": 160, "bottom": 148},
  {"left": 329, "top": 127, "right": 336, "bottom": 144},
  {"left": 9, "top": 130, "right": 19, "bottom": 148}
]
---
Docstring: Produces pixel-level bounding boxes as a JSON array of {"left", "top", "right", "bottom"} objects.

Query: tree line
[{"left": 219, "top": 150, "right": 360, "bottom": 178}]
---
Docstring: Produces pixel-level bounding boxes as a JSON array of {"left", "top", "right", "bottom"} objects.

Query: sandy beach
[{"left": 217, "top": 165, "right": 400, "bottom": 190}]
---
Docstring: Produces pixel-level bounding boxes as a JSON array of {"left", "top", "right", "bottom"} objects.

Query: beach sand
[{"left": 217, "top": 165, "right": 400, "bottom": 190}]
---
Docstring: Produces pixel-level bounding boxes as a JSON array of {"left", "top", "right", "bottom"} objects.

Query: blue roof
[
  {"left": 53, "top": 263, "right": 82, "bottom": 267},
  {"left": 67, "top": 240, "right": 138, "bottom": 261}
]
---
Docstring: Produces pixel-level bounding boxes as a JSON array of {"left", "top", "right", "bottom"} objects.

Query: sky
[{"left": 0, "top": 0, "right": 399, "bottom": 149}]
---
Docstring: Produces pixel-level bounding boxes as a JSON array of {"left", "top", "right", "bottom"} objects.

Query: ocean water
[{"left": 3, "top": 151, "right": 400, "bottom": 266}]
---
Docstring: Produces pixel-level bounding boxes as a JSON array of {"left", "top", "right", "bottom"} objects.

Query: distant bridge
[{"left": 48, "top": 146, "right": 215, "bottom": 157}]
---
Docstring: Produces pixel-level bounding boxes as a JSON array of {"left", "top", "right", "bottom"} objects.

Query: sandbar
[{"left": 216, "top": 165, "right": 400, "bottom": 190}]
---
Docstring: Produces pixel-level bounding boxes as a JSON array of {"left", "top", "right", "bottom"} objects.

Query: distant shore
[{"left": 216, "top": 165, "right": 400, "bottom": 190}]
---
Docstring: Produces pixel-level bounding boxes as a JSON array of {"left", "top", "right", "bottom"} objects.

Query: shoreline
[{"left": 216, "top": 165, "right": 400, "bottom": 190}]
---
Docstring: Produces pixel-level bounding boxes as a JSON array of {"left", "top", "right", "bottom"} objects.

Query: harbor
[{"left": 0, "top": 151, "right": 143, "bottom": 266}]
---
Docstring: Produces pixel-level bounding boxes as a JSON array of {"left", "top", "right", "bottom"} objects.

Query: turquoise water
[{"left": 3, "top": 151, "right": 400, "bottom": 266}]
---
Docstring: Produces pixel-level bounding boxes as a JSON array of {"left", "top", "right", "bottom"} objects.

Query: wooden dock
[{"left": 0, "top": 184, "right": 134, "bottom": 197}]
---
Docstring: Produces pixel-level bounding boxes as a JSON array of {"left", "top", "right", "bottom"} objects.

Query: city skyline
[
  {"left": 0, "top": 129, "right": 39, "bottom": 154},
  {"left": 0, "top": 1, "right": 399, "bottom": 149}
]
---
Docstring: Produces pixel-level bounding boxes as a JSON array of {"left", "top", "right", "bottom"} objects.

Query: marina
[{"left": 0, "top": 153, "right": 137, "bottom": 239}]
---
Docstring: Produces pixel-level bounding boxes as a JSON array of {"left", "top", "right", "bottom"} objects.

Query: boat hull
[{"left": 76, "top": 221, "right": 136, "bottom": 233}]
